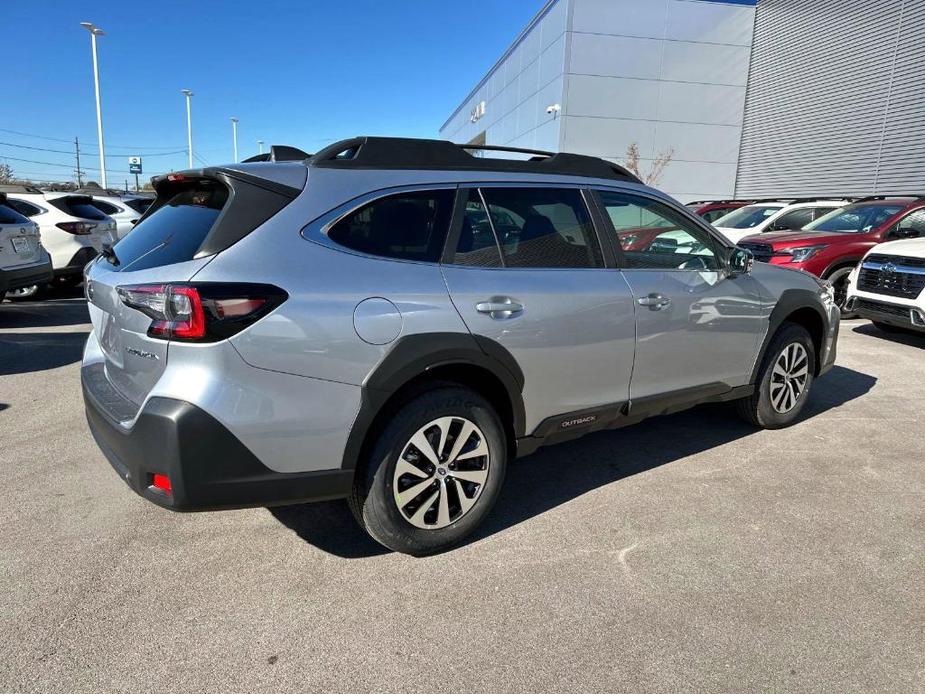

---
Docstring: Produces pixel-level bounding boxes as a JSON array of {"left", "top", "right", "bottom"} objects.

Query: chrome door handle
[
  {"left": 637, "top": 293, "right": 671, "bottom": 311},
  {"left": 476, "top": 297, "right": 524, "bottom": 319}
]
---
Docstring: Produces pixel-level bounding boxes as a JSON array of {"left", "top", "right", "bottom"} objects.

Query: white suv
[
  {"left": 0, "top": 194, "right": 52, "bottom": 300},
  {"left": 2, "top": 187, "right": 117, "bottom": 294},
  {"left": 81, "top": 193, "right": 152, "bottom": 240},
  {"left": 846, "top": 237, "right": 925, "bottom": 334},
  {"left": 713, "top": 199, "right": 852, "bottom": 245}
]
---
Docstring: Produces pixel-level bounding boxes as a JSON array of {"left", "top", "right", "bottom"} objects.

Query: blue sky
[{"left": 4, "top": 0, "right": 541, "bottom": 185}]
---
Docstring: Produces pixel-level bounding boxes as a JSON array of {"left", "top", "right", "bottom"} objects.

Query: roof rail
[
  {"left": 686, "top": 199, "right": 750, "bottom": 205},
  {"left": 0, "top": 183, "right": 44, "bottom": 194},
  {"left": 854, "top": 194, "right": 925, "bottom": 203},
  {"left": 308, "top": 136, "right": 642, "bottom": 183},
  {"left": 241, "top": 145, "right": 313, "bottom": 163}
]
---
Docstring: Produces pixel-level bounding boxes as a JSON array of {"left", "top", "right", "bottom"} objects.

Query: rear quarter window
[
  {"left": 111, "top": 185, "right": 229, "bottom": 272},
  {"left": 0, "top": 203, "right": 30, "bottom": 225}
]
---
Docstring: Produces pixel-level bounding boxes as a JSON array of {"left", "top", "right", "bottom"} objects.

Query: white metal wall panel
[{"left": 736, "top": 0, "right": 924, "bottom": 197}]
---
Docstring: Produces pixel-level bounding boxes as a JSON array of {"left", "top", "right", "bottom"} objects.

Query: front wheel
[
  {"left": 736, "top": 322, "right": 815, "bottom": 429},
  {"left": 826, "top": 266, "right": 855, "bottom": 317},
  {"left": 350, "top": 386, "right": 507, "bottom": 556}
]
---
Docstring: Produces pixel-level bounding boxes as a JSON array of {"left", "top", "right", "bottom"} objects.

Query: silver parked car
[{"left": 81, "top": 138, "right": 840, "bottom": 555}]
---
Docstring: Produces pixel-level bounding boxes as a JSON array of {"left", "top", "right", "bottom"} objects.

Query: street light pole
[
  {"left": 80, "top": 22, "right": 107, "bottom": 188},
  {"left": 230, "top": 117, "right": 239, "bottom": 162},
  {"left": 181, "top": 89, "right": 194, "bottom": 168},
  {"left": 257, "top": 140, "right": 264, "bottom": 155}
]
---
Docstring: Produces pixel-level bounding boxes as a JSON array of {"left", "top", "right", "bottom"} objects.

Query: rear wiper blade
[{"left": 100, "top": 243, "right": 120, "bottom": 266}]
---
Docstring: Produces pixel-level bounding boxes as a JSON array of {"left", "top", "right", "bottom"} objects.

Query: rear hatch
[
  {"left": 0, "top": 196, "right": 42, "bottom": 269},
  {"left": 85, "top": 168, "right": 301, "bottom": 411},
  {"left": 49, "top": 195, "right": 118, "bottom": 249}
]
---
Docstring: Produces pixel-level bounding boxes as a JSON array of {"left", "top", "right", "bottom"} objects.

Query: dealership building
[{"left": 439, "top": 0, "right": 924, "bottom": 202}]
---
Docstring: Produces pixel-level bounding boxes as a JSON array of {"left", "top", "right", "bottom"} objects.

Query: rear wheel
[
  {"left": 350, "top": 386, "right": 507, "bottom": 556},
  {"left": 826, "top": 266, "right": 855, "bottom": 317},
  {"left": 737, "top": 322, "right": 815, "bottom": 429}
]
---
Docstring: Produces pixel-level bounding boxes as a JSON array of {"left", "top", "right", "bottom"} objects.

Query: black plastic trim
[
  {"left": 0, "top": 259, "right": 53, "bottom": 293},
  {"left": 517, "top": 383, "right": 754, "bottom": 457},
  {"left": 83, "top": 380, "right": 352, "bottom": 511},
  {"left": 341, "top": 332, "right": 526, "bottom": 471},
  {"left": 751, "top": 288, "right": 829, "bottom": 382}
]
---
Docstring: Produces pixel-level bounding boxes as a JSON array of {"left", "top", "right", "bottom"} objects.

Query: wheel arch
[
  {"left": 752, "top": 290, "right": 828, "bottom": 381},
  {"left": 341, "top": 333, "right": 525, "bottom": 473}
]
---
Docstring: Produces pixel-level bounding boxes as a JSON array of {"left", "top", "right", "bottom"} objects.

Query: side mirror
[{"left": 728, "top": 247, "right": 754, "bottom": 277}]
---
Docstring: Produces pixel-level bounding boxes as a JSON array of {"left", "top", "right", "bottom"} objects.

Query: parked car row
[
  {"left": 685, "top": 194, "right": 925, "bottom": 332},
  {"left": 0, "top": 185, "right": 153, "bottom": 300}
]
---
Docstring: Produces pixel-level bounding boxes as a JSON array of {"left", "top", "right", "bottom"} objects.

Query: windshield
[
  {"left": 805, "top": 204, "right": 904, "bottom": 233},
  {"left": 713, "top": 205, "right": 782, "bottom": 229}
]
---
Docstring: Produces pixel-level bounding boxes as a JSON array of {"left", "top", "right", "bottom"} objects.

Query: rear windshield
[
  {"left": 804, "top": 204, "right": 904, "bottom": 233},
  {"left": 713, "top": 205, "right": 782, "bottom": 229},
  {"left": 50, "top": 196, "right": 109, "bottom": 221},
  {"left": 123, "top": 198, "right": 153, "bottom": 214},
  {"left": 0, "top": 202, "right": 30, "bottom": 225},
  {"left": 111, "top": 184, "right": 228, "bottom": 272}
]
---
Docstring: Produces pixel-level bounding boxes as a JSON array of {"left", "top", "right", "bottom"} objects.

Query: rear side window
[
  {"left": 0, "top": 203, "right": 30, "bottom": 225},
  {"left": 328, "top": 189, "right": 454, "bottom": 262},
  {"left": 6, "top": 199, "right": 41, "bottom": 217},
  {"left": 50, "top": 196, "right": 109, "bottom": 221},
  {"left": 477, "top": 187, "right": 603, "bottom": 269},
  {"left": 451, "top": 189, "right": 503, "bottom": 268},
  {"left": 112, "top": 185, "right": 229, "bottom": 272},
  {"left": 124, "top": 198, "right": 153, "bottom": 214},
  {"left": 91, "top": 200, "right": 121, "bottom": 215},
  {"left": 701, "top": 208, "right": 731, "bottom": 224}
]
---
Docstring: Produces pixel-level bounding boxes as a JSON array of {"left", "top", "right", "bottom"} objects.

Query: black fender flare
[
  {"left": 340, "top": 332, "right": 526, "bottom": 470},
  {"left": 751, "top": 288, "right": 828, "bottom": 382}
]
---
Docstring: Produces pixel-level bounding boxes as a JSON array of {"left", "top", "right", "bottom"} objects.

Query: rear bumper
[
  {"left": 848, "top": 296, "right": 925, "bottom": 333},
  {"left": 55, "top": 247, "right": 98, "bottom": 278},
  {"left": 0, "top": 258, "right": 53, "bottom": 293},
  {"left": 82, "top": 373, "right": 354, "bottom": 511}
]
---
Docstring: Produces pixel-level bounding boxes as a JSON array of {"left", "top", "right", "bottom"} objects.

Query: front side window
[
  {"left": 894, "top": 209, "right": 925, "bottom": 236},
  {"left": 805, "top": 204, "right": 904, "bottom": 233},
  {"left": 713, "top": 205, "right": 783, "bottom": 229},
  {"left": 701, "top": 208, "right": 733, "bottom": 224},
  {"left": 769, "top": 207, "right": 815, "bottom": 231},
  {"left": 599, "top": 191, "right": 722, "bottom": 271},
  {"left": 328, "top": 189, "right": 454, "bottom": 262},
  {"left": 476, "top": 187, "right": 603, "bottom": 269}
]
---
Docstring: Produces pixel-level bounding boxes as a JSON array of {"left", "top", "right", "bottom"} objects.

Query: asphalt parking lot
[{"left": 1, "top": 293, "right": 923, "bottom": 693}]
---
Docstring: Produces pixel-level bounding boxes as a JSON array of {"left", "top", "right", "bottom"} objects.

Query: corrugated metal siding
[{"left": 735, "top": 0, "right": 924, "bottom": 197}]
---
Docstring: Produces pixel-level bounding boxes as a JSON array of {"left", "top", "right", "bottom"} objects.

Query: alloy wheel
[
  {"left": 392, "top": 416, "right": 490, "bottom": 530},
  {"left": 769, "top": 342, "right": 809, "bottom": 414}
]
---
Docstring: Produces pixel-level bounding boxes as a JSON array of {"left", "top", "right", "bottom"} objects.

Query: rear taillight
[
  {"left": 56, "top": 221, "right": 96, "bottom": 235},
  {"left": 116, "top": 283, "right": 286, "bottom": 342}
]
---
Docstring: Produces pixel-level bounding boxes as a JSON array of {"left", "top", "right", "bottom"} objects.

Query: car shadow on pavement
[
  {"left": 271, "top": 365, "right": 876, "bottom": 559},
  {"left": 0, "top": 297, "right": 90, "bottom": 329},
  {"left": 0, "top": 331, "right": 90, "bottom": 375},
  {"left": 852, "top": 322, "right": 924, "bottom": 349}
]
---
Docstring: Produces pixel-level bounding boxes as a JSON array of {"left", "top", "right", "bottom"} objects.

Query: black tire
[
  {"left": 826, "top": 266, "right": 855, "bottom": 318},
  {"left": 736, "top": 322, "right": 815, "bottom": 429},
  {"left": 349, "top": 386, "right": 507, "bottom": 556}
]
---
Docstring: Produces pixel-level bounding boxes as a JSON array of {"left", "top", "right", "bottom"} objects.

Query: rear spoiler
[{"left": 241, "top": 145, "right": 313, "bottom": 163}]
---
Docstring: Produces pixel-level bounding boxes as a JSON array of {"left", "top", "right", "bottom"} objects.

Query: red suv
[
  {"left": 738, "top": 196, "right": 925, "bottom": 312},
  {"left": 685, "top": 200, "right": 750, "bottom": 224}
]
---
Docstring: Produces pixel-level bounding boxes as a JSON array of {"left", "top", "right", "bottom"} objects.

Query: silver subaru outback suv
[{"left": 82, "top": 137, "right": 839, "bottom": 555}]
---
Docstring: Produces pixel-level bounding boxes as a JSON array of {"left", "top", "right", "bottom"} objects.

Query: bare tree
[
  {"left": 0, "top": 162, "right": 14, "bottom": 184},
  {"left": 624, "top": 143, "right": 675, "bottom": 186}
]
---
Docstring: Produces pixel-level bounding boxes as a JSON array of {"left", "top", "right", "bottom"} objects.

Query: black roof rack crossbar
[
  {"left": 854, "top": 194, "right": 925, "bottom": 203},
  {"left": 307, "top": 136, "right": 642, "bottom": 183}
]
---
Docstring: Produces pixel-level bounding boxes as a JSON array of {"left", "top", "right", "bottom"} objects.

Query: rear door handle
[
  {"left": 637, "top": 293, "right": 671, "bottom": 311},
  {"left": 476, "top": 297, "right": 524, "bottom": 319}
]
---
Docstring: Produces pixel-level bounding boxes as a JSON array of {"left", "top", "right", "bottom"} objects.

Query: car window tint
[
  {"left": 91, "top": 200, "right": 120, "bottom": 215},
  {"left": 714, "top": 205, "right": 781, "bottom": 229},
  {"left": 599, "top": 191, "right": 722, "bottom": 271},
  {"left": 7, "top": 199, "right": 41, "bottom": 217},
  {"left": 701, "top": 208, "right": 731, "bottom": 224},
  {"left": 451, "top": 189, "right": 503, "bottom": 268},
  {"left": 772, "top": 208, "right": 814, "bottom": 230},
  {"left": 806, "top": 204, "right": 904, "bottom": 233},
  {"left": 50, "top": 197, "right": 109, "bottom": 221},
  {"left": 328, "top": 189, "right": 454, "bottom": 262},
  {"left": 897, "top": 209, "right": 925, "bottom": 234},
  {"left": 478, "top": 187, "right": 602, "bottom": 269},
  {"left": 0, "top": 203, "right": 30, "bottom": 225},
  {"left": 112, "top": 184, "right": 229, "bottom": 272}
]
